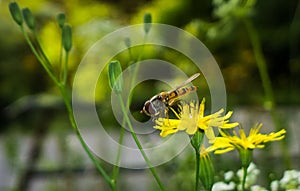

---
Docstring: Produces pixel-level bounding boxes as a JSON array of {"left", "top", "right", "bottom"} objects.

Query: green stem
[
  {"left": 243, "top": 20, "right": 273, "bottom": 104},
  {"left": 128, "top": 35, "right": 148, "bottom": 101},
  {"left": 21, "top": 22, "right": 115, "bottom": 190},
  {"left": 243, "top": 19, "right": 291, "bottom": 168},
  {"left": 191, "top": 131, "right": 203, "bottom": 191},
  {"left": 112, "top": 124, "right": 125, "bottom": 183},
  {"left": 117, "top": 94, "right": 166, "bottom": 191},
  {"left": 33, "top": 30, "right": 53, "bottom": 71},
  {"left": 195, "top": 149, "right": 200, "bottom": 191},
  {"left": 59, "top": 85, "right": 115, "bottom": 189},
  {"left": 21, "top": 26, "right": 59, "bottom": 86},
  {"left": 59, "top": 34, "right": 65, "bottom": 82},
  {"left": 112, "top": 34, "right": 148, "bottom": 183},
  {"left": 63, "top": 51, "right": 69, "bottom": 85},
  {"left": 241, "top": 166, "right": 247, "bottom": 191}
]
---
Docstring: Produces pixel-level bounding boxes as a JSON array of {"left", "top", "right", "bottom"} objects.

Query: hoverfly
[{"left": 141, "top": 73, "right": 200, "bottom": 118}]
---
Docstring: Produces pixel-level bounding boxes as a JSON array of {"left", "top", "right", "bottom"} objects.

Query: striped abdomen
[{"left": 167, "top": 86, "right": 198, "bottom": 101}]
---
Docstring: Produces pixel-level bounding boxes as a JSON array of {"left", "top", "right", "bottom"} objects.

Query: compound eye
[{"left": 145, "top": 101, "right": 156, "bottom": 116}]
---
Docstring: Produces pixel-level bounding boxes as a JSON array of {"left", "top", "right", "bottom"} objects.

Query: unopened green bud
[
  {"left": 22, "top": 8, "right": 35, "bottom": 30},
  {"left": 199, "top": 152, "right": 215, "bottom": 191},
  {"left": 62, "top": 24, "right": 72, "bottom": 52},
  {"left": 9, "top": 2, "right": 23, "bottom": 26},
  {"left": 57, "top": 13, "right": 66, "bottom": 29},
  {"left": 143, "top": 13, "right": 152, "bottom": 34},
  {"left": 108, "top": 60, "right": 123, "bottom": 93}
]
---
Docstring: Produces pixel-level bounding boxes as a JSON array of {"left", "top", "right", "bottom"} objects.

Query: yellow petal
[{"left": 205, "top": 127, "right": 216, "bottom": 143}]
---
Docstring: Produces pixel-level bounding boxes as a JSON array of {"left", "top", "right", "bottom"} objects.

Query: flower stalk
[
  {"left": 242, "top": 15, "right": 291, "bottom": 168},
  {"left": 108, "top": 60, "right": 165, "bottom": 191},
  {"left": 9, "top": 3, "right": 115, "bottom": 189},
  {"left": 191, "top": 130, "right": 205, "bottom": 191},
  {"left": 116, "top": 93, "right": 166, "bottom": 191}
]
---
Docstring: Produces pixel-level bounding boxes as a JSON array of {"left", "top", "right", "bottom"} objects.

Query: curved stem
[
  {"left": 20, "top": 22, "right": 115, "bottom": 190},
  {"left": 243, "top": 19, "right": 291, "bottom": 168},
  {"left": 117, "top": 94, "right": 166, "bottom": 191},
  {"left": 33, "top": 30, "right": 53, "bottom": 71},
  {"left": 128, "top": 35, "right": 148, "bottom": 102},
  {"left": 21, "top": 26, "right": 59, "bottom": 86},
  {"left": 112, "top": 34, "right": 148, "bottom": 183},
  {"left": 59, "top": 85, "right": 115, "bottom": 189}
]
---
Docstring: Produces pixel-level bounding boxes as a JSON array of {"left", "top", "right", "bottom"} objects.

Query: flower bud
[
  {"left": 9, "top": 2, "right": 23, "bottom": 26},
  {"left": 62, "top": 24, "right": 72, "bottom": 52},
  {"left": 57, "top": 13, "right": 66, "bottom": 29},
  {"left": 199, "top": 152, "right": 215, "bottom": 191},
  {"left": 22, "top": 8, "right": 35, "bottom": 30},
  {"left": 143, "top": 13, "right": 152, "bottom": 34},
  {"left": 108, "top": 60, "right": 123, "bottom": 93}
]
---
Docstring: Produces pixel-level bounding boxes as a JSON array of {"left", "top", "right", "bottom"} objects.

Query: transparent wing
[{"left": 174, "top": 73, "right": 200, "bottom": 90}]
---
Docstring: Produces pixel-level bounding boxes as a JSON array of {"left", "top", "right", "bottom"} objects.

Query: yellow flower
[
  {"left": 207, "top": 123, "right": 286, "bottom": 154},
  {"left": 154, "top": 98, "right": 239, "bottom": 139}
]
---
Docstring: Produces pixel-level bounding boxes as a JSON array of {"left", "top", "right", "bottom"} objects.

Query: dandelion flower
[
  {"left": 154, "top": 98, "right": 239, "bottom": 140},
  {"left": 207, "top": 123, "right": 286, "bottom": 154}
]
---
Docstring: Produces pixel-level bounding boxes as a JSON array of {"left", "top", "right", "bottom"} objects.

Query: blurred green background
[{"left": 1, "top": 0, "right": 299, "bottom": 190}]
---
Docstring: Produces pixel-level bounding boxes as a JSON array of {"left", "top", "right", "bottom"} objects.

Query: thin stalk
[
  {"left": 21, "top": 26, "right": 59, "bottom": 86},
  {"left": 33, "top": 30, "right": 53, "bottom": 71},
  {"left": 62, "top": 51, "right": 69, "bottom": 85},
  {"left": 59, "top": 85, "right": 115, "bottom": 189},
  {"left": 128, "top": 35, "right": 148, "bottom": 101},
  {"left": 59, "top": 35, "right": 64, "bottom": 81},
  {"left": 243, "top": 19, "right": 291, "bottom": 168},
  {"left": 195, "top": 149, "right": 200, "bottom": 191},
  {"left": 112, "top": 34, "right": 148, "bottom": 183},
  {"left": 241, "top": 166, "right": 247, "bottom": 191},
  {"left": 191, "top": 131, "right": 203, "bottom": 191},
  {"left": 112, "top": 124, "right": 125, "bottom": 183},
  {"left": 21, "top": 22, "right": 115, "bottom": 190},
  {"left": 117, "top": 94, "right": 166, "bottom": 191}
]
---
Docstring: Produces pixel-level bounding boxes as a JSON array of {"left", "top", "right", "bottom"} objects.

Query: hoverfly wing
[
  {"left": 141, "top": 73, "right": 200, "bottom": 119},
  {"left": 165, "top": 73, "right": 200, "bottom": 106},
  {"left": 174, "top": 73, "right": 200, "bottom": 90}
]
